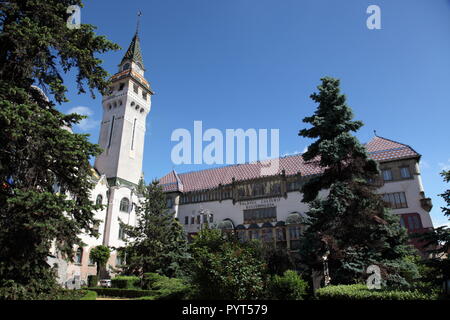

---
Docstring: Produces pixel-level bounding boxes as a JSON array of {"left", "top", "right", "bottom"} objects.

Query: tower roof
[{"left": 121, "top": 32, "right": 145, "bottom": 69}]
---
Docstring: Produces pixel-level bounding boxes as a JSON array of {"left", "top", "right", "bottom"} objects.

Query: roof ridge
[{"left": 371, "top": 135, "right": 421, "bottom": 156}]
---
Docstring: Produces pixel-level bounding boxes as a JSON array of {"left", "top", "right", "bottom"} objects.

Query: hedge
[
  {"left": 141, "top": 273, "right": 190, "bottom": 300},
  {"left": 315, "top": 284, "right": 438, "bottom": 300},
  {"left": 90, "top": 287, "right": 155, "bottom": 298},
  {"left": 80, "top": 290, "right": 98, "bottom": 300},
  {"left": 111, "top": 276, "right": 140, "bottom": 289}
]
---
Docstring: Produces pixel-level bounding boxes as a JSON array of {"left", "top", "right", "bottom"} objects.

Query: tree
[
  {"left": 414, "top": 171, "right": 450, "bottom": 288},
  {"left": 298, "top": 77, "right": 418, "bottom": 289},
  {"left": 189, "top": 227, "right": 266, "bottom": 300},
  {"left": 89, "top": 245, "right": 111, "bottom": 279},
  {"left": 120, "top": 180, "right": 191, "bottom": 278},
  {"left": 0, "top": 0, "right": 119, "bottom": 298}
]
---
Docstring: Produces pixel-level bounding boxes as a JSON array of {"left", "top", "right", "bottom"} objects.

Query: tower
[{"left": 94, "top": 29, "right": 154, "bottom": 186}]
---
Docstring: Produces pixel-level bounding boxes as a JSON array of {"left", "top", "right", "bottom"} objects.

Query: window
[
  {"left": 142, "top": 92, "right": 147, "bottom": 100},
  {"left": 289, "top": 226, "right": 301, "bottom": 240},
  {"left": 184, "top": 216, "right": 189, "bottom": 225},
  {"left": 209, "top": 214, "right": 214, "bottom": 223},
  {"left": 191, "top": 216, "right": 195, "bottom": 224},
  {"left": 400, "top": 167, "right": 411, "bottom": 179},
  {"left": 133, "top": 84, "right": 139, "bottom": 94},
  {"left": 166, "top": 197, "right": 173, "bottom": 209},
  {"left": 88, "top": 253, "right": 95, "bottom": 266},
  {"left": 237, "top": 230, "right": 247, "bottom": 242},
  {"left": 96, "top": 194, "right": 103, "bottom": 206},
  {"left": 120, "top": 198, "right": 130, "bottom": 212},
  {"left": 116, "top": 255, "right": 123, "bottom": 266},
  {"left": 243, "top": 207, "right": 277, "bottom": 224},
  {"left": 123, "top": 63, "right": 131, "bottom": 71},
  {"left": 119, "top": 83, "right": 125, "bottom": 91},
  {"left": 196, "top": 215, "right": 201, "bottom": 224},
  {"left": 400, "top": 213, "right": 423, "bottom": 232},
  {"left": 276, "top": 228, "right": 286, "bottom": 241},
  {"left": 382, "top": 169, "right": 393, "bottom": 181},
  {"left": 118, "top": 226, "right": 125, "bottom": 240},
  {"left": 75, "top": 248, "right": 83, "bottom": 264},
  {"left": 382, "top": 192, "right": 408, "bottom": 209},
  {"left": 262, "top": 228, "right": 273, "bottom": 242}
]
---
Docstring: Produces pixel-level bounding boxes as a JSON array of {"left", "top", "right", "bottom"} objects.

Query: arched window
[
  {"left": 96, "top": 194, "right": 103, "bottom": 206},
  {"left": 120, "top": 198, "right": 130, "bottom": 212}
]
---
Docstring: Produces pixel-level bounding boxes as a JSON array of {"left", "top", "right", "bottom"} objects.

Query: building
[
  {"left": 160, "top": 136, "right": 434, "bottom": 252},
  {"left": 51, "top": 30, "right": 153, "bottom": 286},
  {"left": 54, "top": 28, "right": 434, "bottom": 286}
]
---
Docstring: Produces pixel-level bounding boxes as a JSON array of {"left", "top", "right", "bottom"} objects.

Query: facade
[
  {"left": 160, "top": 137, "right": 434, "bottom": 253},
  {"left": 51, "top": 31, "right": 153, "bottom": 286}
]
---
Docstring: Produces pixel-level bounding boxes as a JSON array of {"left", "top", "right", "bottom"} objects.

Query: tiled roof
[
  {"left": 160, "top": 136, "right": 420, "bottom": 193},
  {"left": 122, "top": 33, "right": 145, "bottom": 69}
]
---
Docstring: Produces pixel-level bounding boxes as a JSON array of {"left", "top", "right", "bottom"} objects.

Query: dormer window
[{"left": 123, "top": 63, "right": 131, "bottom": 71}]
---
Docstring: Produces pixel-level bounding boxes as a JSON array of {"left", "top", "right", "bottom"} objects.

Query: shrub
[
  {"left": 80, "top": 290, "right": 97, "bottom": 300},
  {"left": 111, "top": 276, "right": 140, "bottom": 289},
  {"left": 87, "top": 275, "right": 98, "bottom": 288},
  {"left": 315, "top": 284, "right": 438, "bottom": 300},
  {"left": 141, "top": 273, "right": 190, "bottom": 300},
  {"left": 90, "top": 288, "right": 154, "bottom": 298},
  {"left": 267, "top": 270, "right": 309, "bottom": 300}
]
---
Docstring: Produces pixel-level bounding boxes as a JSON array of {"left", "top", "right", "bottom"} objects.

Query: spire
[{"left": 121, "top": 11, "right": 145, "bottom": 69}]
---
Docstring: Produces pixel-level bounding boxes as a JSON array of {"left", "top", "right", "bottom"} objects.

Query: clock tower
[{"left": 94, "top": 30, "right": 154, "bottom": 186}]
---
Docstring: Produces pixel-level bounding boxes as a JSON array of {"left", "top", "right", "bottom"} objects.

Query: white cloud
[
  {"left": 68, "top": 106, "right": 99, "bottom": 131},
  {"left": 438, "top": 158, "right": 450, "bottom": 171}
]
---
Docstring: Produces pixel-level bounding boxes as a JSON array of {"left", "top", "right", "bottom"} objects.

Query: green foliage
[
  {"left": 87, "top": 275, "right": 99, "bottom": 288},
  {"left": 89, "top": 245, "right": 110, "bottom": 277},
  {"left": 189, "top": 227, "right": 266, "bottom": 300},
  {"left": 249, "top": 241, "right": 295, "bottom": 276},
  {"left": 111, "top": 276, "right": 140, "bottom": 289},
  {"left": 0, "top": 0, "right": 118, "bottom": 298},
  {"left": 141, "top": 273, "right": 190, "bottom": 300},
  {"left": 120, "top": 180, "right": 191, "bottom": 278},
  {"left": 90, "top": 287, "right": 154, "bottom": 299},
  {"left": 298, "top": 77, "right": 418, "bottom": 288},
  {"left": 413, "top": 170, "right": 450, "bottom": 290},
  {"left": 315, "top": 284, "right": 438, "bottom": 300},
  {"left": 267, "top": 270, "right": 309, "bottom": 300},
  {"left": 80, "top": 290, "right": 97, "bottom": 300}
]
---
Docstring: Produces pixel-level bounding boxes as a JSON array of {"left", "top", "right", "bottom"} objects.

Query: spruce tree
[
  {"left": 415, "top": 171, "right": 450, "bottom": 286},
  {"left": 0, "top": 0, "right": 118, "bottom": 298},
  {"left": 120, "top": 181, "right": 191, "bottom": 278},
  {"left": 298, "top": 77, "right": 418, "bottom": 288}
]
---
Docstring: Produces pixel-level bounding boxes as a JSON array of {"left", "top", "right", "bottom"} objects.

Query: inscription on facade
[{"left": 239, "top": 197, "right": 281, "bottom": 210}]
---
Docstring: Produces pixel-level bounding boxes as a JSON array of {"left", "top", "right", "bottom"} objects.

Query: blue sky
[{"left": 60, "top": 0, "right": 450, "bottom": 227}]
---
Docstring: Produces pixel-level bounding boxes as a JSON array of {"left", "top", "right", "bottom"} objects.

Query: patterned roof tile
[{"left": 160, "top": 136, "right": 420, "bottom": 193}]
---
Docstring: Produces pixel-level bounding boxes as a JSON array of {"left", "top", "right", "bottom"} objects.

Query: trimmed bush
[
  {"left": 111, "top": 276, "right": 140, "bottom": 289},
  {"left": 90, "top": 287, "right": 155, "bottom": 298},
  {"left": 141, "top": 273, "right": 190, "bottom": 300},
  {"left": 87, "top": 275, "right": 98, "bottom": 288},
  {"left": 316, "top": 284, "right": 438, "bottom": 300},
  {"left": 267, "top": 270, "right": 309, "bottom": 300},
  {"left": 80, "top": 290, "right": 97, "bottom": 300}
]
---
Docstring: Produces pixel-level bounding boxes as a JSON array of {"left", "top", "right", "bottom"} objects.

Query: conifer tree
[
  {"left": 120, "top": 181, "right": 191, "bottom": 278},
  {"left": 298, "top": 77, "right": 418, "bottom": 288},
  {"left": 0, "top": 0, "right": 119, "bottom": 298}
]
